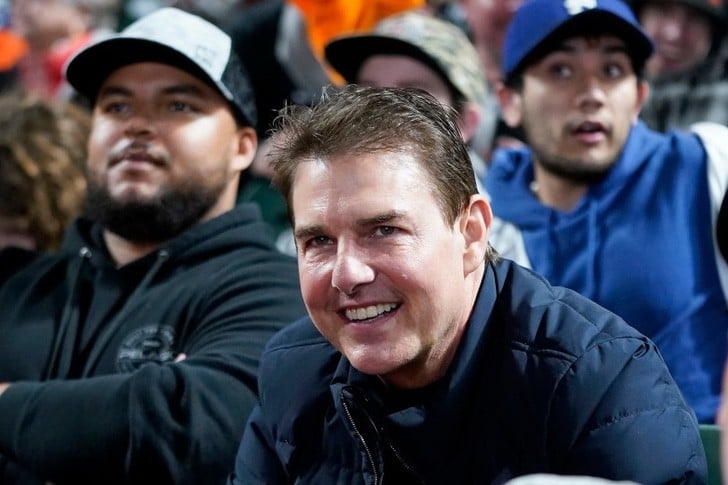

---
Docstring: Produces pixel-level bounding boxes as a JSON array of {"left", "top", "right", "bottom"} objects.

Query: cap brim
[
  {"left": 65, "top": 37, "right": 221, "bottom": 102},
  {"left": 511, "top": 10, "right": 654, "bottom": 79},
  {"left": 324, "top": 34, "right": 449, "bottom": 85}
]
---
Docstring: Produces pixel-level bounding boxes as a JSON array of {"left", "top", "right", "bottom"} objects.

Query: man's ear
[
  {"left": 230, "top": 126, "right": 258, "bottom": 173},
  {"left": 496, "top": 82, "right": 523, "bottom": 128},
  {"left": 460, "top": 195, "right": 492, "bottom": 276},
  {"left": 632, "top": 79, "right": 650, "bottom": 123}
]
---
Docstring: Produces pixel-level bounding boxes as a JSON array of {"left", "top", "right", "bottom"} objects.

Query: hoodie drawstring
[
  {"left": 43, "top": 247, "right": 92, "bottom": 380},
  {"left": 79, "top": 249, "right": 170, "bottom": 377}
]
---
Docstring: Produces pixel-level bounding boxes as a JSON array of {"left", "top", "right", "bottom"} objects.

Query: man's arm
[
  {"left": 692, "top": 122, "right": 728, "bottom": 301},
  {"left": 0, "top": 261, "right": 305, "bottom": 484},
  {"left": 227, "top": 406, "right": 286, "bottom": 485},
  {"left": 551, "top": 337, "right": 706, "bottom": 484}
]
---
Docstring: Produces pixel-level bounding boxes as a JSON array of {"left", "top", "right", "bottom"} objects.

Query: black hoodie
[{"left": 0, "top": 204, "right": 306, "bottom": 484}]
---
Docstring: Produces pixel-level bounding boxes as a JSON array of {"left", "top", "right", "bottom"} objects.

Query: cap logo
[
  {"left": 194, "top": 44, "right": 217, "bottom": 71},
  {"left": 564, "top": 0, "right": 597, "bottom": 15}
]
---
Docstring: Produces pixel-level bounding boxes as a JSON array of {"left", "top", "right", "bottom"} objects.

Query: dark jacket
[
  {"left": 230, "top": 259, "right": 706, "bottom": 484},
  {"left": 0, "top": 204, "right": 307, "bottom": 484}
]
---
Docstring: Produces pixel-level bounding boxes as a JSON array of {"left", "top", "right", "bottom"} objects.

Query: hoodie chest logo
[{"left": 116, "top": 325, "right": 176, "bottom": 372}]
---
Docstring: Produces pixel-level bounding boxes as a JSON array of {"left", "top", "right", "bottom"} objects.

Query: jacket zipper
[
  {"left": 341, "top": 395, "right": 380, "bottom": 485},
  {"left": 387, "top": 441, "right": 421, "bottom": 483}
]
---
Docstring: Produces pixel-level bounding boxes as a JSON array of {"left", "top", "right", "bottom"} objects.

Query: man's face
[
  {"left": 357, "top": 54, "right": 455, "bottom": 108},
  {"left": 85, "top": 62, "right": 253, "bottom": 242},
  {"left": 639, "top": 1, "right": 714, "bottom": 76},
  {"left": 459, "top": 0, "right": 523, "bottom": 81},
  {"left": 292, "top": 151, "right": 477, "bottom": 388},
  {"left": 0, "top": 216, "right": 35, "bottom": 250},
  {"left": 11, "top": 0, "right": 75, "bottom": 45},
  {"left": 500, "top": 35, "right": 648, "bottom": 181}
]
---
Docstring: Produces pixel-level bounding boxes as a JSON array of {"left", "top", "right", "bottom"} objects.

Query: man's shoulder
[
  {"left": 0, "top": 247, "right": 41, "bottom": 283},
  {"left": 690, "top": 122, "right": 728, "bottom": 159},
  {"left": 493, "top": 260, "right": 646, "bottom": 359},
  {"left": 257, "top": 317, "right": 339, "bottom": 411},
  {"left": 0, "top": 247, "right": 69, "bottom": 288},
  {"left": 262, "top": 317, "right": 335, "bottom": 365}
]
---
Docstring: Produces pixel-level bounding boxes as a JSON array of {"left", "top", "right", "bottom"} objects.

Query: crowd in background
[
  {"left": 0, "top": 0, "right": 726, "bottom": 482},
  {"left": 2, "top": 0, "right": 726, "bottom": 251}
]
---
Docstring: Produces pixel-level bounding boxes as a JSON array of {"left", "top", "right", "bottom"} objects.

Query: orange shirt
[
  {"left": 0, "top": 29, "right": 29, "bottom": 71},
  {"left": 290, "top": 0, "right": 424, "bottom": 62}
]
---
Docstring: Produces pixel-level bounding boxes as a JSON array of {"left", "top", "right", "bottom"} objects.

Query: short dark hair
[{"left": 269, "top": 85, "right": 477, "bottom": 227}]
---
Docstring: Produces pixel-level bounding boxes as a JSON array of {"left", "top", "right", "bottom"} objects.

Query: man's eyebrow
[
  {"left": 96, "top": 83, "right": 209, "bottom": 100},
  {"left": 96, "top": 85, "right": 131, "bottom": 99},
  {"left": 293, "top": 211, "right": 405, "bottom": 240},
  {"left": 357, "top": 211, "right": 404, "bottom": 228},
  {"left": 160, "top": 84, "right": 208, "bottom": 98},
  {"left": 294, "top": 224, "right": 324, "bottom": 241}
]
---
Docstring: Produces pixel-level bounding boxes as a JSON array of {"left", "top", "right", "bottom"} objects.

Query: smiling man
[
  {"left": 0, "top": 8, "right": 306, "bottom": 484},
  {"left": 227, "top": 85, "right": 705, "bottom": 484},
  {"left": 485, "top": 0, "right": 728, "bottom": 424}
]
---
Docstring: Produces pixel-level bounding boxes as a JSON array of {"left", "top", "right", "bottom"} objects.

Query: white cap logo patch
[
  {"left": 124, "top": 8, "right": 231, "bottom": 79},
  {"left": 564, "top": 0, "right": 598, "bottom": 15}
]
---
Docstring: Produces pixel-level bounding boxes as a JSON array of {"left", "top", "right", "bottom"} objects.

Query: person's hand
[{"left": 0, "top": 382, "right": 9, "bottom": 397}]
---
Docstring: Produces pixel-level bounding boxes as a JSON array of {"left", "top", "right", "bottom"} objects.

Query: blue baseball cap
[{"left": 502, "top": 0, "right": 654, "bottom": 82}]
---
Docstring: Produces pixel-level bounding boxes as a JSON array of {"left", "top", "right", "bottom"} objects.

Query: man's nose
[
  {"left": 575, "top": 73, "right": 607, "bottom": 110},
  {"left": 124, "top": 109, "right": 155, "bottom": 138},
  {"left": 331, "top": 244, "right": 376, "bottom": 295}
]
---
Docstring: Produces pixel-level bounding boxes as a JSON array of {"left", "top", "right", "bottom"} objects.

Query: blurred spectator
[
  {"left": 0, "top": 0, "right": 26, "bottom": 92},
  {"left": 632, "top": 0, "right": 728, "bottom": 131},
  {"left": 454, "top": 0, "right": 528, "bottom": 159},
  {"left": 9, "top": 0, "right": 121, "bottom": 100},
  {"left": 171, "top": 0, "right": 247, "bottom": 28},
  {"left": 636, "top": 0, "right": 725, "bottom": 77},
  {"left": 485, "top": 0, "right": 728, "bottom": 423},
  {"left": 289, "top": 0, "right": 425, "bottom": 71},
  {"left": 324, "top": 10, "right": 494, "bottom": 181},
  {"left": 457, "top": 0, "right": 523, "bottom": 87},
  {"left": 0, "top": 8, "right": 305, "bottom": 483},
  {"left": 116, "top": 0, "right": 170, "bottom": 28},
  {"left": 0, "top": 90, "right": 88, "bottom": 251},
  {"left": 228, "top": 0, "right": 424, "bottom": 253},
  {"left": 226, "top": 0, "right": 330, "bottom": 253}
]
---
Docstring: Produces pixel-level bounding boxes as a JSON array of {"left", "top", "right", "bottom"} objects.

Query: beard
[
  {"left": 534, "top": 151, "right": 612, "bottom": 185},
  {"left": 84, "top": 178, "right": 226, "bottom": 244},
  {"left": 522, "top": 120, "right": 616, "bottom": 185}
]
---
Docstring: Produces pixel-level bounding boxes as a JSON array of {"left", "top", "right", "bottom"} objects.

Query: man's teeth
[{"left": 345, "top": 303, "right": 397, "bottom": 321}]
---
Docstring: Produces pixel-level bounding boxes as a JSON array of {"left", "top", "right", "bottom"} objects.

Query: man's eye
[
  {"left": 604, "top": 64, "right": 624, "bottom": 78},
  {"left": 169, "top": 100, "right": 193, "bottom": 112},
  {"left": 307, "top": 236, "right": 333, "bottom": 248},
  {"left": 102, "top": 101, "right": 128, "bottom": 114},
  {"left": 374, "top": 226, "right": 397, "bottom": 237},
  {"left": 550, "top": 64, "right": 572, "bottom": 78}
]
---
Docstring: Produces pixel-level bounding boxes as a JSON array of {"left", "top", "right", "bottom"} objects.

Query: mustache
[{"left": 108, "top": 143, "right": 167, "bottom": 167}]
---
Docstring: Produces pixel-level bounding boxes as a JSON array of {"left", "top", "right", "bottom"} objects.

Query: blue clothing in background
[{"left": 484, "top": 121, "right": 728, "bottom": 423}]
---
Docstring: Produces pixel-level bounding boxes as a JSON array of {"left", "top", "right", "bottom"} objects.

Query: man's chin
[{"left": 108, "top": 188, "right": 162, "bottom": 207}]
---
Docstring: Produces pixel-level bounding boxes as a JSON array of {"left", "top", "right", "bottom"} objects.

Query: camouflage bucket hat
[{"left": 325, "top": 12, "right": 487, "bottom": 105}]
